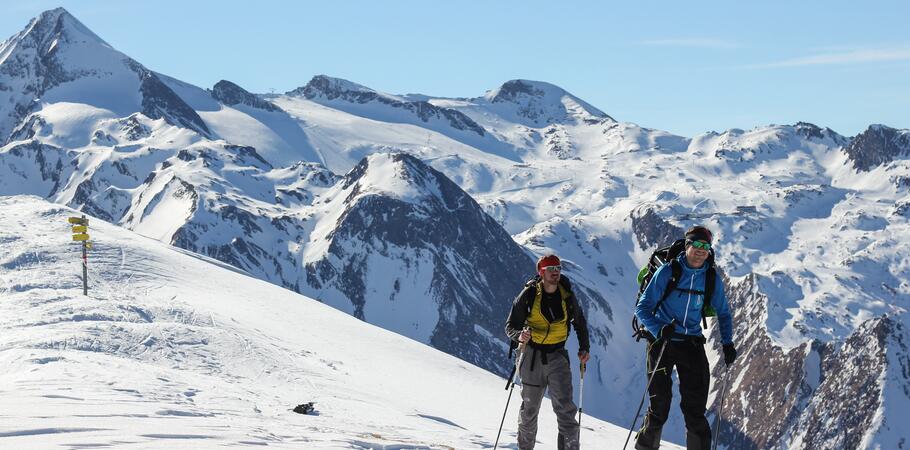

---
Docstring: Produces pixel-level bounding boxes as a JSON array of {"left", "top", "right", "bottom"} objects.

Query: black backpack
[
  {"left": 632, "top": 239, "right": 717, "bottom": 340},
  {"left": 507, "top": 274, "right": 576, "bottom": 358}
]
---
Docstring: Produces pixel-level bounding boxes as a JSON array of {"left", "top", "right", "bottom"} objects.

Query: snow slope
[{"left": 0, "top": 195, "right": 678, "bottom": 449}]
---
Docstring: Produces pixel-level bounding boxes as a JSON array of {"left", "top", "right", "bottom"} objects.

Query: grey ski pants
[{"left": 517, "top": 348, "right": 579, "bottom": 450}]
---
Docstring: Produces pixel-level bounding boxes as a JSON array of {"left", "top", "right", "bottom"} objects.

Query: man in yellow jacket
[{"left": 505, "top": 254, "right": 591, "bottom": 450}]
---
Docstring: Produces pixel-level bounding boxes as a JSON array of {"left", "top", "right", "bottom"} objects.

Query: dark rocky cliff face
[
  {"left": 844, "top": 125, "right": 910, "bottom": 172},
  {"left": 129, "top": 62, "right": 210, "bottom": 137},
  {"left": 711, "top": 274, "right": 815, "bottom": 449},
  {"left": 711, "top": 274, "right": 906, "bottom": 449},
  {"left": 211, "top": 80, "right": 281, "bottom": 112},
  {"left": 305, "top": 153, "right": 533, "bottom": 374},
  {"left": 631, "top": 206, "right": 684, "bottom": 250}
]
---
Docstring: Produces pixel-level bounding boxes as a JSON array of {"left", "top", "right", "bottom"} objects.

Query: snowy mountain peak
[
  {"left": 0, "top": 8, "right": 213, "bottom": 142},
  {"left": 286, "top": 74, "right": 403, "bottom": 102},
  {"left": 341, "top": 152, "right": 450, "bottom": 204},
  {"left": 2, "top": 7, "right": 109, "bottom": 56},
  {"left": 307, "top": 152, "right": 533, "bottom": 372},
  {"left": 481, "top": 79, "right": 612, "bottom": 126},
  {"left": 211, "top": 79, "right": 281, "bottom": 112},
  {"left": 486, "top": 79, "right": 566, "bottom": 103},
  {"left": 793, "top": 121, "right": 846, "bottom": 143},
  {"left": 284, "top": 75, "right": 487, "bottom": 138},
  {"left": 844, "top": 123, "right": 910, "bottom": 171},
  {"left": 1, "top": 8, "right": 119, "bottom": 141}
]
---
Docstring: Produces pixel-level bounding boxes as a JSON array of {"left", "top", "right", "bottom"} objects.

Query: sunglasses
[
  {"left": 688, "top": 240, "right": 711, "bottom": 250},
  {"left": 542, "top": 265, "right": 562, "bottom": 273}
]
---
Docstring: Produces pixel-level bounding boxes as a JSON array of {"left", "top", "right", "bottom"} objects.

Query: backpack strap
[
  {"left": 701, "top": 266, "right": 717, "bottom": 328},
  {"left": 511, "top": 274, "right": 577, "bottom": 357},
  {"left": 652, "top": 260, "right": 682, "bottom": 315},
  {"left": 705, "top": 266, "right": 716, "bottom": 304},
  {"left": 508, "top": 283, "right": 537, "bottom": 359},
  {"left": 632, "top": 261, "right": 680, "bottom": 342}
]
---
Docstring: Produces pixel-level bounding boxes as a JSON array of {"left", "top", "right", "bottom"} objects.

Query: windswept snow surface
[{"left": 0, "top": 196, "right": 680, "bottom": 449}]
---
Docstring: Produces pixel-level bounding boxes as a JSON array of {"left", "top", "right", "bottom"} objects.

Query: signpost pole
[
  {"left": 69, "top": 214, "right": 90, "bottom": 296},
  {"left": 82, "top": 214, "right": 88, "bottom": 296}
]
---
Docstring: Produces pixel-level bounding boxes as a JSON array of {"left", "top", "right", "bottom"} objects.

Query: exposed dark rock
[
  {"left": 710, "top": 274, "right": 906, "bottom": 449},
  {"left": 218, "top": 204, "right": 262, "bottom": 236},
  {"left": 290, "top": 75, "right": 486, "bottom": 137},
  {"left": 793, "top": 122, "right": 827, "bottom": 140},
  {"left": 71, "top": 178, "right": 114, "bottom": 222},
  {"left": 127, "top": 61, "right": 211, "bottom": 137},
  {"left": 490, "top": 80, "right": 544, "bottom": 104},
  {"left": 224, "top": 144, "right": 272, "bottom": 170},
  {"left": 0, "top": 140, "right": 66, "bottom": 196},
  {"left": 211, "top": 80, "right": 282, "bottom": 112},
  {"left": 630, "top": 207, "right": 684, "bottom": 251},
  {"left": 0, "top": 8, "right": 101, "bottom": 142},
  {"left": 488, "top": 79, "right": 613, "bottom": 125},
  {"left": 891, "top": 175, "right": 910, "bottom": 190},
  {"left": 119, "top": 114, "right": 151, "bottom": 140},
  {"left": 175, "top": 148, "right": 214, "bottom": 168},
  {"left": 306, "top": 153, "right": 533, "bottom": 374},
  {"left": 844, "top": 124, "right": 910, "bottom": 171},
  {"left": 711, "top": 274, "right": 810, "bottom": 449},
  {"left": 8, "top": 114, "right": 48, "bottom": 142}
]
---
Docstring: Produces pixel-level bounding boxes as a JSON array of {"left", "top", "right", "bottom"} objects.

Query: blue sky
[{"left": 3, "top": 1, "right": 908, "bottom": 137}]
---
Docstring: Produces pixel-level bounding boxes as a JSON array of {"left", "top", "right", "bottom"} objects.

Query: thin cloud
[
  {"left": 744, "top": 46, "right": 910, "bottom": 69},
  {"left": 638, "top": 38, "right": 742, "bottom": 49}
]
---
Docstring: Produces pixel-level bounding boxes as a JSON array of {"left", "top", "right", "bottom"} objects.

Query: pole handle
[{"left": 505, "top": 327, "right": 530, "bottom": 389}]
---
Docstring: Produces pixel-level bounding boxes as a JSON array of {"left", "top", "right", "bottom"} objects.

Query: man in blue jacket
[{"left": 634, "top": 226, "right": 736, "bottom": 450}]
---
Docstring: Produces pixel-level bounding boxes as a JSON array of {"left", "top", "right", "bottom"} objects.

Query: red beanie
[{"left": 537, "top": 254, "right": 561, "bottom": 272}]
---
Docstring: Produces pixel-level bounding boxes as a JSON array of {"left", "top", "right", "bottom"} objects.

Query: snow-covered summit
[
  {"left": 0, "top": 6, "right": 211, "bottom": 143},
  {"left": 1, "top": 7, "right": 110, "bottom": 55},
  {"left": 480, "top": 79, "right": 613, "bottom": 126},
  {"left": 302, "top": 152, "right": 534, "bottom": 373},
  {"left": 282, "top": 75, "right": 489, "bottom": 142},
  {"left": 340, "top": 152, "right": 452, "bottom": 204},
  {"left": 792, "top": 121, "right": 845, "bottom": 143},
  {"left": 286, "top": 74, "right": 405, "bottom": 103}
]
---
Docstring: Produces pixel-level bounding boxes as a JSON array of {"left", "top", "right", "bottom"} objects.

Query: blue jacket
[{"left": 635, "top": 253, "right": 734, "bottom": 344}]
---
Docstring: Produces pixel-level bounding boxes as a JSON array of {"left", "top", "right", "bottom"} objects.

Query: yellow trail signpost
[{"left": 68, "top": 214, "right": 90, "bottom": 295}]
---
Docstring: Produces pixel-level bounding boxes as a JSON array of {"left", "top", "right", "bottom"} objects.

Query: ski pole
[
  {"left": 711, "top": 366, "right": 731, "bottom": 450},
  {"left": 622, "top": 337, "right": 670, "bottom": 450},
  {"left": 494, "top": 328, "right": 529, "bottom": 450},
  {"left": 578, "top": 360, "right": 586, "bottom": 444}
]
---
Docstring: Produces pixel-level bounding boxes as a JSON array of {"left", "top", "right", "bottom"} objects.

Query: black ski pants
[{"left": 636, "top": 338, "right": 711, "bottom": 450}]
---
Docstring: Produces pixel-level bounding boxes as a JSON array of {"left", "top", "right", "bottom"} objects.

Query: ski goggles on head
[
  {"left": 688, "top": 240, "right": 711, "bottom": 250},
  {"left": 542, "top": 265, "right": 562, "bottom": 273}
]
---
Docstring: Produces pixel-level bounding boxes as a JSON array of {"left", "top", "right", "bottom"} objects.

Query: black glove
[
  {"left": 722, "top": 343, "right": 737, "bottom": 366},
  {"left": 656, "top": 323, "right": 675, "bottom": 342}
]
